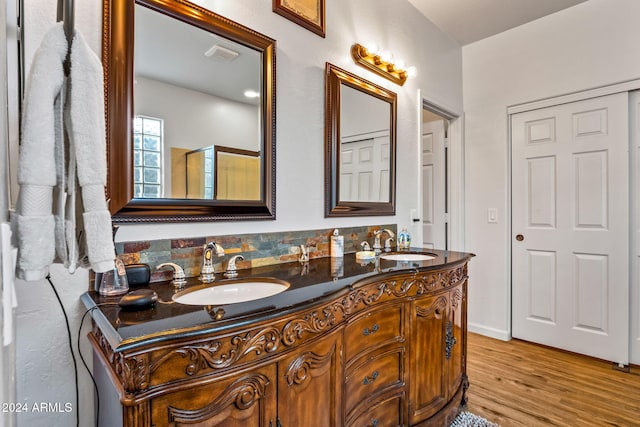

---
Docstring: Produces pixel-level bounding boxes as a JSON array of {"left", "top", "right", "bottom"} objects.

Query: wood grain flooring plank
[{"left": 465, "top": 333, "right": 640, "bottom": 427}]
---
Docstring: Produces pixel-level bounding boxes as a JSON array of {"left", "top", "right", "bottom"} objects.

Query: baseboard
[{"left": 468, "top": 323, "right": 511, "bottom": 341}]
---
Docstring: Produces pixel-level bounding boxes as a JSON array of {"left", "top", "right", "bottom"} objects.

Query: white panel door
[
  {"left": 631, "top": 90, "right": 640, "bottom": 365},
  {"left": 511, "top": 92, "right": 629, "bottom": 364},
  {"left": 422, "top": 120, "right": 446, "bottom": 249},
  {"left": 340, "top": 134, "right": 390, "bottom": 202}
]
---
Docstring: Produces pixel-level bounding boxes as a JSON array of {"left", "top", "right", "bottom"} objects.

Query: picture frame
[{"left": 273, "top": 0, "right": 325, "bottom": 38}]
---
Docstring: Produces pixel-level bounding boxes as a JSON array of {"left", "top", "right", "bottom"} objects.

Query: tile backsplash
[{"left": 115, "top": 224, "right": 396, "bottom": 283}]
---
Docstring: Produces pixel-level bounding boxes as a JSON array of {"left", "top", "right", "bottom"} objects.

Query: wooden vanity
[{"left": 85, "top": 250, "right": 473, "bottom": 426}]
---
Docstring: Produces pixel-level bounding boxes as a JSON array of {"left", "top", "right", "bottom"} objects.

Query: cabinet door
[
  {"left": 409, "top": 293, "right": 448, "bottom": 424},
  {"left": 446, "top": 282, "right": 467, "bottom": 400},
  {"left": 149, "top": 364, "right": 277, "bottom": 427},
  {"left": 277, "top": 330, "right": 343, "bottom": 427}
]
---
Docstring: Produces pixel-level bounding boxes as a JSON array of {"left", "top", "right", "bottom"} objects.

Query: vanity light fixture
[{"left": 351, "top": 43, "right": 415, "bottom": 86}]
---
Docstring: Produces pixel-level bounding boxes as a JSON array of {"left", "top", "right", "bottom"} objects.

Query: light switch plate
[{"left": 488, "top": 208, "right": 498, "bottom": 223}]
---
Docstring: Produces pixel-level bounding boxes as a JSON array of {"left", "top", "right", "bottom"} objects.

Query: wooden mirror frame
[
  {"left": 103, "top": 0, "right": 276, "bottom": 223},
  {"left": 324, "top": 63, "right": 397, "bottom": 217}
]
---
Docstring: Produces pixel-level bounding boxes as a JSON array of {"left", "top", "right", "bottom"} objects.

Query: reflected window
[{"left": 133, "top": 115, "right": 164, "bottom": 198}]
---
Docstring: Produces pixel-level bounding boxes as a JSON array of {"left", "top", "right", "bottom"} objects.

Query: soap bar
[{"left": 125, "top": 264, "right": 151, "bottom": 287}]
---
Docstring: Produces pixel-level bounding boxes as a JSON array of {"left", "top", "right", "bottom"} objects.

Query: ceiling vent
[{"left": 204, "top": 44, "right": 240, "bottom": 62}]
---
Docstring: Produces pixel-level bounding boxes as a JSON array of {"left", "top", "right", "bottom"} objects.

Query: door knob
[{"left": 515, "top": 234, "right": 524, "bottom": 241}]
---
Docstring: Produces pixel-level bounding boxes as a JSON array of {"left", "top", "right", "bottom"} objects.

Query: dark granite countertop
[{"left": 82, "top": 249, "right": 474, "bottom": 352}]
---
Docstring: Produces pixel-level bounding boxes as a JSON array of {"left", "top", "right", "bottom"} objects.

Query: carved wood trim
[
  {"left": 150, "top": 326, "right": 282, "bottom": 377},
  {"left": 94, "top": 328, "right": 151, "bottom": 395},
  {"left": 451, "top": 286, "right": 464, "bottom": 310},
  {"left": 282, "top": 309, "right": 339, "bottom": 346},
  {"left": 168, "top": 373, "right": 270, "bottom": 423},
  {"left": 124, "top": 401, "right": 151, "bottom": 427},
  {"left": 415, "top": 296, "right": 448, "bottom": 320},
  {"left": 285, "top": 344, "right": 336, "bottom": 387}
]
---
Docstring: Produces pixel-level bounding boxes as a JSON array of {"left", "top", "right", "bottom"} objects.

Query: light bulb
[
  {"left": 380, "top": 50, "right": 393, "bottom": 63},
  {"left": 364, "top": 42, "right": 379, "bottom": 55},
  {"left": 407, "top": 66, "right": 417, "bottom": 77},
  {"left": 395, "top": 59, "right": 406, "bottom": 71},
  {"left": 244, "top": 89, "right": 260, "bottom": 98}
]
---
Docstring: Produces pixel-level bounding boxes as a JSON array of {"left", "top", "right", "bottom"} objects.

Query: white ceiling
[{"left": 407, "top": 0, "right": 589, "bottom": 45}]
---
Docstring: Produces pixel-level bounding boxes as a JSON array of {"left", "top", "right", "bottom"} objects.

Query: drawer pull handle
[
  {"left": 371, "top": 419, "right": 379, "bottom": 427},
  {"left": 363, "top": 371, "right": 379, "bottom": 385},
  {"left": 363, "top": 323, "right": 379, "bottom": 336}
]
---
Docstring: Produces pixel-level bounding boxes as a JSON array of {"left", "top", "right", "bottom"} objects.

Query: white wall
[
  {"left": 135, "top": 76, "right": 260, "bottom": 196},
  {"left": 463, "top": 0, "right": 640, "bottom": 339},
  {"left": 135, "top": 76, "right": 260, "bottom": 152},
  {"left": 16, "top": 0, "right": 462, "bottom": 425}
]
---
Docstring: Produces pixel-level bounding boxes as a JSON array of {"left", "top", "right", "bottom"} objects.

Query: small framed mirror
[
  {"left": 103, "top": 0, "right": 276, "bottom": 222},
  {"left": 325, "top": 63, "right": 397, "bottom": 217}
]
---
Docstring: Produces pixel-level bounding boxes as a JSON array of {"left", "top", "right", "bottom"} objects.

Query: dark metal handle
[
  {"left": 445, "top": 321, "right": 457, "bottom": 360},
  {"left": 363, "top": 323, "right": 379, "bottom": 336},
  {"left": 363, "top": 371, "right": 379, "bottom": 385},
  {"left": 516, "top": 234, "right": 524, "bottom": 241},
  {"left": 371, "top": 419, "right": 379, "bottom": 427}
]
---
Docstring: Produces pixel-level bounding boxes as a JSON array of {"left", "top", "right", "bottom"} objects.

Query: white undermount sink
[
  {"left": 380, "top": 252, "right": 436, "bottom": 262},
  {"left": 172, "top": 277, "right": 290, "bottom": 305}
]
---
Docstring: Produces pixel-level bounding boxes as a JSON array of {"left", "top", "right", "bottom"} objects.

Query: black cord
[
  {"left": 78, "top": 302, "right": 118, "bottom": 427},
  {"left": 78, "top": 306, "right": 99, "bottom": 427},
  {"left": 46, "top": 274, "right": 79, "bottom": 427}
]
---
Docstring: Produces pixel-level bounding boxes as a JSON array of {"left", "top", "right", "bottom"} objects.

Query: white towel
[
  {"left": 14, "top": 23, "right": 115, "bottom": 280},
  {"left": 69, "top": 29, "right": 115, "bottom": 274},
  {"left": 14, "top": 23, "right": 66, "bottom": 280}
]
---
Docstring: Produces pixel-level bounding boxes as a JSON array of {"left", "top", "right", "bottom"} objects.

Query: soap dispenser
[
  {"left": 397, "top": 226, "right": 411, "bottom": 250},
  {"left": 330, "top": 229, "right": 344, "bottom": 257}
]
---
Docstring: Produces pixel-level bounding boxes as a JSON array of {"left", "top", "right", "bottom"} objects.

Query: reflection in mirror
[
  {"left": 339, "top": 85, "right": 391, "bottom": 202},
  {"left": 103, "top": 0, "right": 275, "bottom": 222},
  {"left": 214, "top": 147, "right": 260, "bottom": 200},
  {"left": 325, "top": 63, "right": 397, "bottom": 217},
  {"left": 134, "top": 4, "right": 261, "bottom": 200}
]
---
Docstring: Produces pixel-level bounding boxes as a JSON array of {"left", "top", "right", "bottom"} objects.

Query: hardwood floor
[{"left": 465, "top": 333, "right": 640, "bottom": 427}]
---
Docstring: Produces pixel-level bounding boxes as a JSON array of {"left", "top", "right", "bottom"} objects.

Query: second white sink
[
  {"left": 172, "top": 277, "right": 290, "bottom": 305},
  {"left": 380, "top": 253, "right": 436, "bottom": 262}
]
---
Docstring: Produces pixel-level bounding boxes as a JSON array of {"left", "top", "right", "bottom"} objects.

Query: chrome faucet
[
  {"left": 157, "top": 262, "right": 187, "bottom": 289},
  {"left": 200, "top": 242, "right": 225, "bottom": 283},
  {"left": 360, "top": 241, "right": 371, "bottom": 251},
  {"left": 373, "top": 229, "right": 395, "bottom": 253},
  {"left": 224, "top": 255, "right": 244, "bottom": 278},
  {"left": 299, "top": 244, "right": 309, "bottom": 263}
]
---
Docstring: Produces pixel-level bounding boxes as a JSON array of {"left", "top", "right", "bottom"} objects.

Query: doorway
[
  {"left": 421, "top": 110, "right": 447, "bottom": 250},
  {"left": 420, "top": 99, "right": 460, "bottom": 251}
]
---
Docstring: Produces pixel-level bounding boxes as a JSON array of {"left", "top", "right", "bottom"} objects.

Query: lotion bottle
[{"left": 397, "top": 226, "right": 411, "bottom": 250}]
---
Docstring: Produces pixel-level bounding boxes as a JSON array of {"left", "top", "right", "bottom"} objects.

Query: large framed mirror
[
  {"left": 325, "top": 63, "right": 397, "bottom": 217},
  {"left": 103, "top": 0, "right": 276, "bottom": 222}
]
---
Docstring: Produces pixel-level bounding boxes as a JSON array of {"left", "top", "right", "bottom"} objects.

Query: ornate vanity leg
[{"left": 460, "top": 373, "right": 470, "bottom": 407}]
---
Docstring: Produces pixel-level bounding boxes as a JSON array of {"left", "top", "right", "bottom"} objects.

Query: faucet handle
[
  {"left": 157, "top": 262, "right": 187, "bottom": 289},
  {"left": 224, "top": 255, "right": 244, "bottom": 278},
  {"left": 361, "top": 241, "right": 371, "bottom": 251},
  {"left": 385, "top": 237, "right": 394, "bottom": 250}
]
